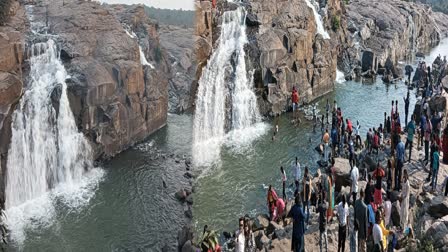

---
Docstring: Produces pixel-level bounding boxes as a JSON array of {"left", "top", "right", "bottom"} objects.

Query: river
[{"left": 6, "top": 38, "right": 448, "bottom": 251}]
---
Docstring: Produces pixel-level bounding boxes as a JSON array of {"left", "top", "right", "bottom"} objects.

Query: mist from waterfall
[{"left": 192, "top": 7, "right": 266, "bottom": 167}]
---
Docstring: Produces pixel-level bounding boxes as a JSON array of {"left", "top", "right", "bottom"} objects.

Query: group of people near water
[{"left": 226, "top": 56, "right": 448, "bottom": 252}]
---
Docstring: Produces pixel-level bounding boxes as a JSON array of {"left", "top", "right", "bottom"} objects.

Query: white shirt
[
  {"left": 384, "top": 200, "right": 392, "bottom": 226},
  {"left": 351, "top": 166, "right": 359, "bottom": 193},
  {"left": 355, "top": 124, "right": 360, "bottom": 136},
  {"left": 372, "top": 223, "right": 383, "bottom": 246},
  {"left": 282, "top": 171, "right": 287, "bottom": 182},
  {"left": 292, "top": 162, "right": 301, "bottom": 181},
  {"left": 337, "top": 202, "right": 349, "bottom": 226},
  {"left": 235, "top": 230, "right": 245, "bottom": 252}
]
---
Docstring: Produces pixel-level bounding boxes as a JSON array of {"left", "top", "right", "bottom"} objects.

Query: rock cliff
[
  {"left": 195, "top": 0, "right": 348, "bottom": 115},
  {"left": 159, "top": 25, "right": 197, "bottom": 113},
  {"left": 0, "top": 0, "right": 170, "bottom": 168},
  {"left": 342, "top": 0, "right": 448, "bottom": 77}
]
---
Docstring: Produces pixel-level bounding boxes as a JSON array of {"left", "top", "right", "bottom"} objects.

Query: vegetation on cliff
[{"left": 144, "top": 6, "right": 194, "bottom": 28}]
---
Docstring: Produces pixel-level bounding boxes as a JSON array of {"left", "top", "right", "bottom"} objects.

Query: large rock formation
[
  {"left": 27, "top": 1, "right": 170, "bottom": 159},
  {"left": 342, "top": 0, "right": 448, "bottom": 76},
  {"left": 0, "top": 0, "right": 170, "bottom": 165},
  {"left": 195, "top": 0, "right": 347, "bottom": 115},
  {"left": 159, "top": 25, "right": 197, "bottom": 113}
]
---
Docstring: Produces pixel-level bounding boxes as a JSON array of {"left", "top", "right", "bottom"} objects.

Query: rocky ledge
[{"left": 342, "top": 0, "right": 448, "bottom": 79}]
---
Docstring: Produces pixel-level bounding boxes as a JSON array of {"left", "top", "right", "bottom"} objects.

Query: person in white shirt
[
  {"left": 337, "top": 195, "right": 349, "bottom": 252},
  {"left": 292, "top": 157, "right": 301, "bottom": 194},
  {"left": 280, "top": 166, "right": 287, "bottom": 200},
  {"left": 372, "top": 211, "right": 384, "bottom": 252},
  {"left": 235, "top": 218, "right": 245, "bottom": 252},
  {"left": 384, "top": 192, "right": 392, "bottom": 228},
  {"left": 351, "top": 166, "right": 359, "bottom": 205}
]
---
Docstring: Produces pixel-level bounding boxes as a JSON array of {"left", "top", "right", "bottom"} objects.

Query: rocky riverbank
[{"left": 342, "top": 0, "right": 448, "bottom": 80}]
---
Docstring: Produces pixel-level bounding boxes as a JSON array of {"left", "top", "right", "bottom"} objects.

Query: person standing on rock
[
  {"left": 427, "top": 135, "right": 438, "bottom": 183},
  {"left": 317, "top": 190, "right": 328, "bottom": 252},
  {"left": 267, "top": 185, "right": 279, "bottom": 221},
  {"left": 302, "top": 167, "right": 312, "bottom": 226},
  {"left": 403, "top": 91, "right": 410, "bottom": 128},
  {"left": 383, "top": 192, "right": 392, "bottom": 228},
  {"left": 354, "top": 120, "right": 362, "bottom": 149},
  {"left": 372, "top": 211, "right": 384, "bottom": 252},
  {"left": 288, "top": 195, "right": 306, "bottom": 252},
  {"left": 292, "top": 87, "right": 299, "bottom": 120},
  {"left": 355, "top": 189, "right": 368, "bottom": 252},
  {"left": 364, "top": 174, "right": 374, "bottom": 206},
  {"left": 326, "top": 99, "right": 330, "bottom": 124},
  {"left": 405, "top": 115, "right": 416, "bottom": 163},
  {"left": 424, "top": 116, "right": 432, "bottom": 163},
  {"left": 373, "top": 163, "right": 385, "bottom": 206},
  {"left": 351, "top": 165, "right": 359, "bottom": 205},
  {"left": 292, "top": 158, "right": 301, "bottom": 195},
  {"left": 443, "top": 124, "right": 448, "bottom": 164},
  {"left": 331, "top": 125, "right": 339, "bottom": 158},
  {"left": 323, "top": 129, "right": 330, "bottom": 163},
  {"left": 396, "top": 138, "right": 405, "bottom": 191},
  {"left": 337, "top": 194, "right": 349, "bottom": 252},
  {"left": 420, "top": 113, "right": 427, "bottom": 148},
  {"left": 235, "top": 217, "right": 246, "bottom": 252},
  {"left": 281, "top": 166, "right": 287, "bottom": 201},
  {"left": 400, "top": 169, "right": 410, "bottom": 230},
  {"left": 432, "top": 145, "right": 440, "bottom": 191},
  {"left": 244, "top": 218, "right": 255, "bottom": 251}
]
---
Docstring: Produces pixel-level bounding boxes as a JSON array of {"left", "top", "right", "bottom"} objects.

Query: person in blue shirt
[
  {"left": 405, "top": 115, "right": 416, "bottom": 163},
  {"left": 331, "top": 126, "right": 338, "bottom": 158},
  {"left": 288, "top": 195, "right": 306, "bottom": 252},
  {"left": 396, "top": 138, "right": 405, "bottom": 191}
]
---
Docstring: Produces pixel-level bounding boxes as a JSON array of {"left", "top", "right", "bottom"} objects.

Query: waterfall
[
  {"left": 336, "top": 69, "right": 346, "bottom": 83},
  {"left": 408, "top": 15, "right": 417, "bottom": 55},
  {"left": 192, "top": 7, "right": 265, "bottom": 167},
  {"left": 304, "top": 0, "right": 330, "bottom": 39},
  {"left": 6, "top": 40, "right": 93, "bottom": 208},
  {"left": 139, "top": 45, "right": 155, "bottom": 69},
  {"left": 5, "top": 39, "right": 104, "bottom": 244}
]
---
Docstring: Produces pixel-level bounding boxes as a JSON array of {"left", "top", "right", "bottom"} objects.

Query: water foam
[{"left": 193, "top": 7, "right": 266, "bottom": 167}]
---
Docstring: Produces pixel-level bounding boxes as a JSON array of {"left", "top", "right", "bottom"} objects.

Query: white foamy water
[
  {"left": 5, "top": 40, "right": 104, "bottom": 244},
  {"left": 336, "top": 69, "right": 346, "bottom": 83},
  {"left": 304, "top": 0, "right": 330, "bottom": 39},
  {"left": 139, "top": 45, "right": 155, "bottom": 69},
  {"left": 193, "top": 7, "right": 265, "bottom": 167}
]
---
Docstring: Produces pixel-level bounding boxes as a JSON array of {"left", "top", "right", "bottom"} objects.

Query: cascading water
[
  {"left": 5, "top": 39, "right": 104, "bottom": 244},
  {"left": 6, "top": 40, "right": 94, "bottom": 208},
  {"left": 336, "top": 69, "right": 346, "bottom": 83},
  {"left": 305, "top": 0, "right": 330, "bottom": 39},
  {"left": 192, "top": 7, "right": 265, "bottom": 167},
  {"left": 408, "top": 15, "right": 417, "bottom": 56}
]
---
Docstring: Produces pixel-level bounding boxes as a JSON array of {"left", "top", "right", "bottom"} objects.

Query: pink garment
[{"left": 274, "top": 198, "right": 286, "bottom": 221}]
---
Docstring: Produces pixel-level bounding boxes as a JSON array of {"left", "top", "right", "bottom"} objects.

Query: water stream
[
  {"left": 304, "top": 0, "right": 330, "bottom": 39},
  {"left": 192, "top": 7, "right": 266, "bottom": 168}
]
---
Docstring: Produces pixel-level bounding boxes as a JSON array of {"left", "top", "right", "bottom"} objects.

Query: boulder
[
  {"left": 185, "top": 194, "right": 193, "bottom": 205},
  {"left": 361, "top": 51, "right": 375, "bottom": 72},
  {"left": 363, "top": 155, "right": 377, "bottom": 172},
  {"left": 181, "top": 240, "right": 196, "bottom": 252},
  {"left": 332, "top": 158, "right": 351, "bottom": 192},
  {"left": 425, "top": 221, "right": 448, "bottom": 249},
  {"left": 266, "top": 221, "right": 284, "bottom": 236},
  {"left": 175, "top": 189, "right": 187, "bottom": 201},
  {"left": 178, "top": 225, "right": 194, "bottom": 249},
  {"left": 253, "top": 214, "right": 270, "bottom": 230},
  {"left": 428, "top": 196, "right": 448, "bottom": 219},
  {"left": 269, "top": 238, "right": 291, "bottom": 252},
  {"left": 255, "top": 230, "right": 270, "bottom": 250}
]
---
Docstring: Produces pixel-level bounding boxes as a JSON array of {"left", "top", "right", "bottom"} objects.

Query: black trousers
[
  {"left": 396, "top": 160, "right": 403, "bottom": 190},
  {"left": 338, "top": 225, "right": 346, "bottom": 252},
  {"left": 405, "top": 139, "right": 413, "bottom": 162},
  {"left": 425, "top": 140, "right": 429, "bottom": 160}
]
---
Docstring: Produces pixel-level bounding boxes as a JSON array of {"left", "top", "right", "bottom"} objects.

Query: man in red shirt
[{"left": 291, "top": 86, "right": 299, "bottom": 120}]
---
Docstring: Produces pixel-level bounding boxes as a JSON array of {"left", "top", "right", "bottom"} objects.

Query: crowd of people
[{"left": 229, "top": 57, "right": 448, "bottom": 252}]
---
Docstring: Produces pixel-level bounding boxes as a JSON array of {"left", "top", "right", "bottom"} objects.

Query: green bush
[
  {"left": 0, "top": 0, "right": 12, "bottom": 25},
  {"left": 154, "top": 46, "right": 162, "bottom": 63},
  {"left": 332, "top": 16, "right": 340, "bottom": 32},
  {"left": 344, "top": 0, "right": 349, "bottom": 4}
]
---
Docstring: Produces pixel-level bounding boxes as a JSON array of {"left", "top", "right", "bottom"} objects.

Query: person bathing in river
[
  {"left": 280, "top": 166, "right": 287, "bottom": 200},
  {"left": 267, "top": 185, "right": 278, "bottom": 220}
]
